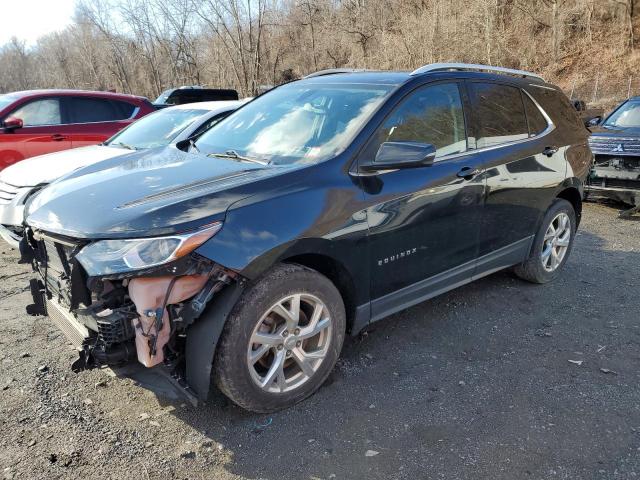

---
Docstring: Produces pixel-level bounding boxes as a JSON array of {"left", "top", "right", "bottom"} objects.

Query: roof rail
[
  {"left": 304, "top": 68, "right": 369, "bottom": 79},
  {"left": 410, "top": 63, "right": 544, "bottom": 81}
]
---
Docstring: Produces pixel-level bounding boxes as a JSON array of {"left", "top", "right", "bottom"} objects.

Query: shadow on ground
[{"left": 163, "top": 224, "right": 640, "bottom": 479}]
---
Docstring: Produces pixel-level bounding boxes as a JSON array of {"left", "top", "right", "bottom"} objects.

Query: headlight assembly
[{"left": 75, "top": 222, "right": 222, "bottom": 276}]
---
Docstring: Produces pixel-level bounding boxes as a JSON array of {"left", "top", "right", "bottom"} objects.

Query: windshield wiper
[
  {"left": 207, "top": 150, "right": 268, "bottom": 165},
  {"left": 113, "top": 142, "right": 138, "bottom": 150}
]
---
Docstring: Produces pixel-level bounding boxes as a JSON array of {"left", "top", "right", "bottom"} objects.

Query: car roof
[
  {"left": 298, "top": 67, "right": 551, "bottom": 88},
  {"left": 164, "top": 99, "right": 247, "bottom": 112},
  {"left": 1, "top": 89, "right": 148, "bottom": 102},
  {"left": 301, "top": 71, "right": 411, "bottom": 86}
]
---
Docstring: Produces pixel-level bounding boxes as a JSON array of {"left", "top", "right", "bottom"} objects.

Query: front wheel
[
  {"left": 514, "top": 198, "right": 576, "bottom": 284},
  {"left": 214, "top": 263, "right": 346, "bottom": 412}
]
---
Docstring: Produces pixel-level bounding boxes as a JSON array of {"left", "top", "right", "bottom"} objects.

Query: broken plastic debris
[{"left": 600, "top": 368, "right": 618, "bottom": 375}]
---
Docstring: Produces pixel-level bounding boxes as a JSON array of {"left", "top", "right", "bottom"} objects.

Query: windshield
[
  {"left": 154, "top": 89, "right": 173, "bottom": 104},
  {"left": 194, "top": 82, "right": 393, "bottom": 165},
  {"left": 105, "top": 108, "right": 208, "bottom": 149},
  {"left": 0, "top": 95, "right": 18, "bottom": 111},
  {"left": 603, "top": 101, "right": 640, "bottom": 128}
]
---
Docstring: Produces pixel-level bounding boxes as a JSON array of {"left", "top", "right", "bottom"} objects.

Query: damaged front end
[
  {"left": 21, "top": 223, "right": 239, "bottom": 399},
  {"left": 586, "top": 137, "right": 640, "bottom": 217}
]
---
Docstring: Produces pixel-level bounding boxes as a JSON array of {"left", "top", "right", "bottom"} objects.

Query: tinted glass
[
  {"left": 374, "top": 83, "right": 466, "bottom": 158},
  {"left": 11, "top": 98, "right": 61, "bottom": 126},
  {"left": 523, "top": 93, "right": 548, "bottom": 136},
  {"left": 470, "top": 83, "right": 528, "bottom": 148},
  {"left": 68, "top": 97, "right": 119, "bottom": 123},
  {"left": 195, "top": 83, "right": 393, "bottom": 165},
  {"left": 106, "top": 108, "right": 208, "bottom": 149},
  {"left": 603, "top": 101, "right": 640, "bottom": 128},
  {"left": 111, "top": 100, "right": 136, "bottom": 119}
]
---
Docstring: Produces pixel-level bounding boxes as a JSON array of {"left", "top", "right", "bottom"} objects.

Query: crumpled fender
[{"left": 185, "top": 280, "right": 245, "bottom": 400}]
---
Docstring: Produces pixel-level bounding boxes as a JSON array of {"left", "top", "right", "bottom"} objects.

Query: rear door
[
  {"left": 466, "top": 81, "right": 566, "bottom": 269},
  {"left": 0, "top": 97, "right": 73, "bottom": 167},
  {"left": 358, "top": 81, "right": 486, "bottom": 321},
  {"left": 64, "top": 97, "right": 138, "bottom": 148}
]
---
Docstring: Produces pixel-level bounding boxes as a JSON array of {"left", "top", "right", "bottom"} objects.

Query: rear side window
[
  {"left": 375, "top": 82, "right": 467, "bottom": 158},
  {"left": 67, "top": 97, "right": 130, "bottom": 123},
  {"left": 110, "top": 100, "right": 137, "bottom": 119},
  {"left": 11, "top": 98, "right": 61, "bottom": 126},
  {"left": 523, "top": 93, "right": 548, "bottom": 136},
  {"left": 470, "top": 83, "right": 528, "bottom": 148}
]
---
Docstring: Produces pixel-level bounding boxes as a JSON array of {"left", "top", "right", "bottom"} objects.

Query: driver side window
[
  {"left": 375, "top": 83, "right": 467, "bottom": 159},
  {"left": 10, "top": 98, "right": 61, "bottom": 126}
]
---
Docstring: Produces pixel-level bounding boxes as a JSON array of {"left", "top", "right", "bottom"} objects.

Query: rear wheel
[
  {"left": 514, "top": 198, "right": 576, "bottom": 284},
  {"left": 214, "top": 263, "right": 346, "bottom": 412}
]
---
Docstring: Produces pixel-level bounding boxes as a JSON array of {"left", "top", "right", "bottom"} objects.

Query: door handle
[
  {"left": 456, "top": 166, "right": 480, "bottom": 180},
  {"left": 542, "top": 146, "right": 558, "bottom": 157},
  {"left": 51, "top": 134, "right": 66, "bottom": 141}
]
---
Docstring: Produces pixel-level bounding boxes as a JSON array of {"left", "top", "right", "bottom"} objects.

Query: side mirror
[
  {"left": 3, "top": 117, "right": 23, "bottom": 131},
  {"left": 361, "top": 141, "right": 436, "bottom": 172},
  {"left": 587, "top": 116, "right": 602, "bottom": 127}
]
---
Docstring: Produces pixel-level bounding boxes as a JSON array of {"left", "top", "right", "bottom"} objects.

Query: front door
[
  {"left": 356, "top": 82, "right": 486, "bottom": 321},
  {"left": 0, "top": 97, "right": 72, "bottom": 168}
]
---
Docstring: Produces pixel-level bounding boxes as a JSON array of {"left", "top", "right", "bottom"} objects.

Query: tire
[
  {"left": 213, "top": 263, "right": 346, "bottom": 412},
  {"left": 514, "top": 198, "right": 576, "bottom": 284}
]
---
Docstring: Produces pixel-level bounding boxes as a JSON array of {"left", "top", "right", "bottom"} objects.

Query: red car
[{"left": 0, "top": 90, "right": 155, "bottom": 170}]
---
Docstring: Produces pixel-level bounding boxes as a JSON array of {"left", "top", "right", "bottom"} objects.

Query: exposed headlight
[{"left": 76, "top": 222, "right": 222, "bottom": 276}]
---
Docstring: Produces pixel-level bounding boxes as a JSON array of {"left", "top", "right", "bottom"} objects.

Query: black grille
[
  {"left": 43, "top": 239, "right": 70, "bottom": 274},
  {"left": 93, "top": 309, "right": 137, "bottom": 346}
]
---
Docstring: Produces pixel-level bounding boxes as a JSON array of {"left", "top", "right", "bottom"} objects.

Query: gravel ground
[{"left": 0, "top": 202, "right": 639, "bottom": 480}]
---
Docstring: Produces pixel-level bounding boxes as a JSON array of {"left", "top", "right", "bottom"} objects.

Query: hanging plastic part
[{"left": 128, "top": 274, "right": 210, "bottom": 367}]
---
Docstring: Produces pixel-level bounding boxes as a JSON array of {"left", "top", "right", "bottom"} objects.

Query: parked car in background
[
  {"left": 21, "top": 64, "right": 590, "bottom": 412},
  {"left": 587, "top": 96, "right": 640, "bottom": 216},
  {"left": 153, "top": 86, "right": 239, "bottom": 107},
  {"left": 0, "top": 90, "right": 155, "bottom": 170},
  {"left": 0, "top": 100, "right": 244, "bottom": 247}
]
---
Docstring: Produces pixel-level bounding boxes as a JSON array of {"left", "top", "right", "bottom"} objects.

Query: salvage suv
[
  {"left": 21, "top": 64, "right": 591, "bottom": 412},
  {"left": 587, "top": 96, "right": 640, "bottom": 216}
]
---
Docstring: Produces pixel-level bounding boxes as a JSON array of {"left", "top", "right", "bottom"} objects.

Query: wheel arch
[
  {"left": 282, "top": 253, "right": 359, "bottom": 334},
  {"left": 556, "top": 185, "right": 582, "bottom": 227}
]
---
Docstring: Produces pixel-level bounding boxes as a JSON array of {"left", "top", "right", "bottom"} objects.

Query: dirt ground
[{"left": 0, "top": 202, "right": 639, "bottom": 480}]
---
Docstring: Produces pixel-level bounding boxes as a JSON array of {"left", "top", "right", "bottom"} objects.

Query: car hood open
[
  {"left": 26, "top": 146, "right": 285, "bottom": 239},
  {"left": 0, "top": 145, "right": 129, "bottom": 187}
]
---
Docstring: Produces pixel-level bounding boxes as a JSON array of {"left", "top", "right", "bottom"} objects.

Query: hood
[
  {"left": 26, "top": 146, "right": 290, "bottom": 239},
  {"left": 0, "top": 145, "right": 128, "bottom": 187},
  {"left": 590, "top": 125, "right": 640, "bottom": 139}
]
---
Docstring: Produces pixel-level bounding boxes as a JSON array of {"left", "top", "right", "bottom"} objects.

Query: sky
[{"left": 0, "top": 0, "right": 76, "bottom": 46}]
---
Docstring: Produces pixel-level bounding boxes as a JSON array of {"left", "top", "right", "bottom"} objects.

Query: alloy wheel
[
  {"left": 541, "top": 212, "right": 571, "bottom": 272},
  {"left": 247, "top": 293, "right": 332, "bottom": 393}
]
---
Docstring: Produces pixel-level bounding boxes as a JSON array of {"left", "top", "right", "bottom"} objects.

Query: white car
[{"left": 0, "top": 100, "right": 246, "bottom": 247}]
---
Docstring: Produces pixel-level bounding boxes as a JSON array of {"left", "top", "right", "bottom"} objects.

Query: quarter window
[
  {"left": 523, "top": 93, "right": 548, "bottom": 136},
  {"left": 374, "top": 83, "right": 467, "bottom": 158},
  {"left": 10, "top": 98, "right": 61, "bottom": 126},
  {"left": 111, "top": 100, "right": 137, "bottom": 119},
  {"left": 470, "top": 83, "right": 528, "bottom": 148}
]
